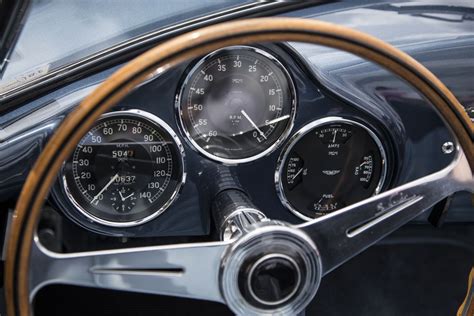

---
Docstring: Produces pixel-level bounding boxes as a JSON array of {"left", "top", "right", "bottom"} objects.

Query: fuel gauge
[{"left": 276, "top": 117, "right": 388, "bottom": 220}]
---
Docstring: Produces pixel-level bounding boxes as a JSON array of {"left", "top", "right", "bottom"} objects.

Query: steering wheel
[{"left": 5, "top": 18, "right": 474, "bottom": 315}]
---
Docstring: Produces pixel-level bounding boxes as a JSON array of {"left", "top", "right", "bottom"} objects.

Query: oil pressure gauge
[{"left": 276, "top": 117, "right": 387, "bottom": 220}]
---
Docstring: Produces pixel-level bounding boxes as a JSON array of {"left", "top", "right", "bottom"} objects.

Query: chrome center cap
[
  {"left": 220, "top": 223, "right": 322, "bottom": 316},
  {"left": 246, "top": 253, "right": 301, "bottom": 306}
]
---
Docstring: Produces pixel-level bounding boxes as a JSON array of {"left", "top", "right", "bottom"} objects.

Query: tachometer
[
  {"left": 62, "top": 110, "right": 185, "bottom": 227},
  {"left": 177, "top": 46, "right": 296, "bottom": 164},
  {"left": 276, "top": 117, "right": 387, "bottom": 220}
]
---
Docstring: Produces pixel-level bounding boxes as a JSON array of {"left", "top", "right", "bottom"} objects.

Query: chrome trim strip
[{"left": 275, "top": 116, "right": 388, "bottom": 221}]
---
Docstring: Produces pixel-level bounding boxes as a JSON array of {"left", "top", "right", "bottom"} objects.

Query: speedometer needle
[
  {"left": 91, "top": 173, "right": 119, "bottom": 204},
  {"left": 241, "top": 109, "right": 267, "bottom": 140}
]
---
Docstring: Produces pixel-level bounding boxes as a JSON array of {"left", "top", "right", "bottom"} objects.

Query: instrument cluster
[{"left": 54, "top": 45, "right": 392, "bottom": 234}]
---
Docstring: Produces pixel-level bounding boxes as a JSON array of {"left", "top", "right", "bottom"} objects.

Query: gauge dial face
[
  {"left": 177, "top": 46, "right": 296, "bottom": 164},
  {"left": 62, "top": 110, "right": 185, "bottom": 226},
  {"left": 276, "top": 118, "right": 387, "bottom": 220}
]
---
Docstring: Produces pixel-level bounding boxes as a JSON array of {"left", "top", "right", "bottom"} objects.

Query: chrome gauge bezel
[
  {"left": 60, "top": 109, "right": 186, "bottom": 228},
  {"left": 175, "top": 45, "right": 297, "bottom": 165},
  {"left": 275, "top": 116, "right": 388, "bottom": 221}
]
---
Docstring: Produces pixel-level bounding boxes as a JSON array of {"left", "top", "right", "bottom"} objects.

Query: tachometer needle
[
  {"left": 265, "top": 114, "right": 290, "bottom": 126},
  {"left": 241, "top": 109, "right": 267, "bottom": 140},
  {"left": 91, "top": 173, "right": 119, "bottom": 204}
]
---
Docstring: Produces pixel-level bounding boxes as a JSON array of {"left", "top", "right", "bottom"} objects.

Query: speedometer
[
  {"left": 61, "top": 110, "right": 185, "bottom": 227},
  {"left": 177, "top": 46, "right": 296, "bottom": 164}
]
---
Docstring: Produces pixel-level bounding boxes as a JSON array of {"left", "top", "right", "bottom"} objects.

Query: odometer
[
  {"left": 177, "top": 46, "right": 296, "bottom": 164},
  {"left": 62, "top": 110, "right": 185, "bottom": 227},
  {"left": 276, "top": 117, "right": 387, "bottom": 220}
]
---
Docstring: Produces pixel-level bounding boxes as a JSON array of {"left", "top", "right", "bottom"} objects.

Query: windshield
[{"left": 0, "top": 0, "right": 250, "bottom": 95}]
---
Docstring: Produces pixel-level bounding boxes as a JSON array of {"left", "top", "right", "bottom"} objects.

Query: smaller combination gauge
[{"left": 276, "top": 117, "right": 387, "bottom": 220}]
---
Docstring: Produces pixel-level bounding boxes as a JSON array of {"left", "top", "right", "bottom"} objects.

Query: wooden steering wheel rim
[{"left": 5, "top": 17, "right": 473, "bottom": 315}]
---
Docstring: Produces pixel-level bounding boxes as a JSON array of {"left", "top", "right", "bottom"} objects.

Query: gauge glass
[
  {"left": 177, "top": 46, "right": 296, "bottom": 164},
  {"left": 62, "top": 110, "right": 185, "bottom": 227},
  {"left": 276, "top": 117, "right": 387, "bottom": 220}
]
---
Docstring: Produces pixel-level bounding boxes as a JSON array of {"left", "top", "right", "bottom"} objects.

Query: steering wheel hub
[
  {"left": 246, "top": 253, "right": 301, "bottom": 305},
  {"left": 220, "top": 223, "right": 321, "bottom": 315}
]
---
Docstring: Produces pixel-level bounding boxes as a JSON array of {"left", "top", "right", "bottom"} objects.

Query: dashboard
[
  {"left": 37, "top": 40, "right": 452, "bottom": 238},
  {"left": 54, "top": 44, "right": 391, "bottom": 234},
  {"left": 0, "top": 2, "right": 472, "bottom": 241}
]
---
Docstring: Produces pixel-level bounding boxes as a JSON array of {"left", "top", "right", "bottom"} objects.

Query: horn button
[
  {"left": 220, "top": 223, "right": 322, "bottom": 315},
  {"left": 241, "top": 253, "right": 302, "bottom": 306}
]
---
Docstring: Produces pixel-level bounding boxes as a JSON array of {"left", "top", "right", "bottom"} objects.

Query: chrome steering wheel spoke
[
  {"left": 297, "top": 148, "right": 473, "bottom": 275},
  {"left": 29, "top": 236, "right": 230, "bottom": 303}
]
